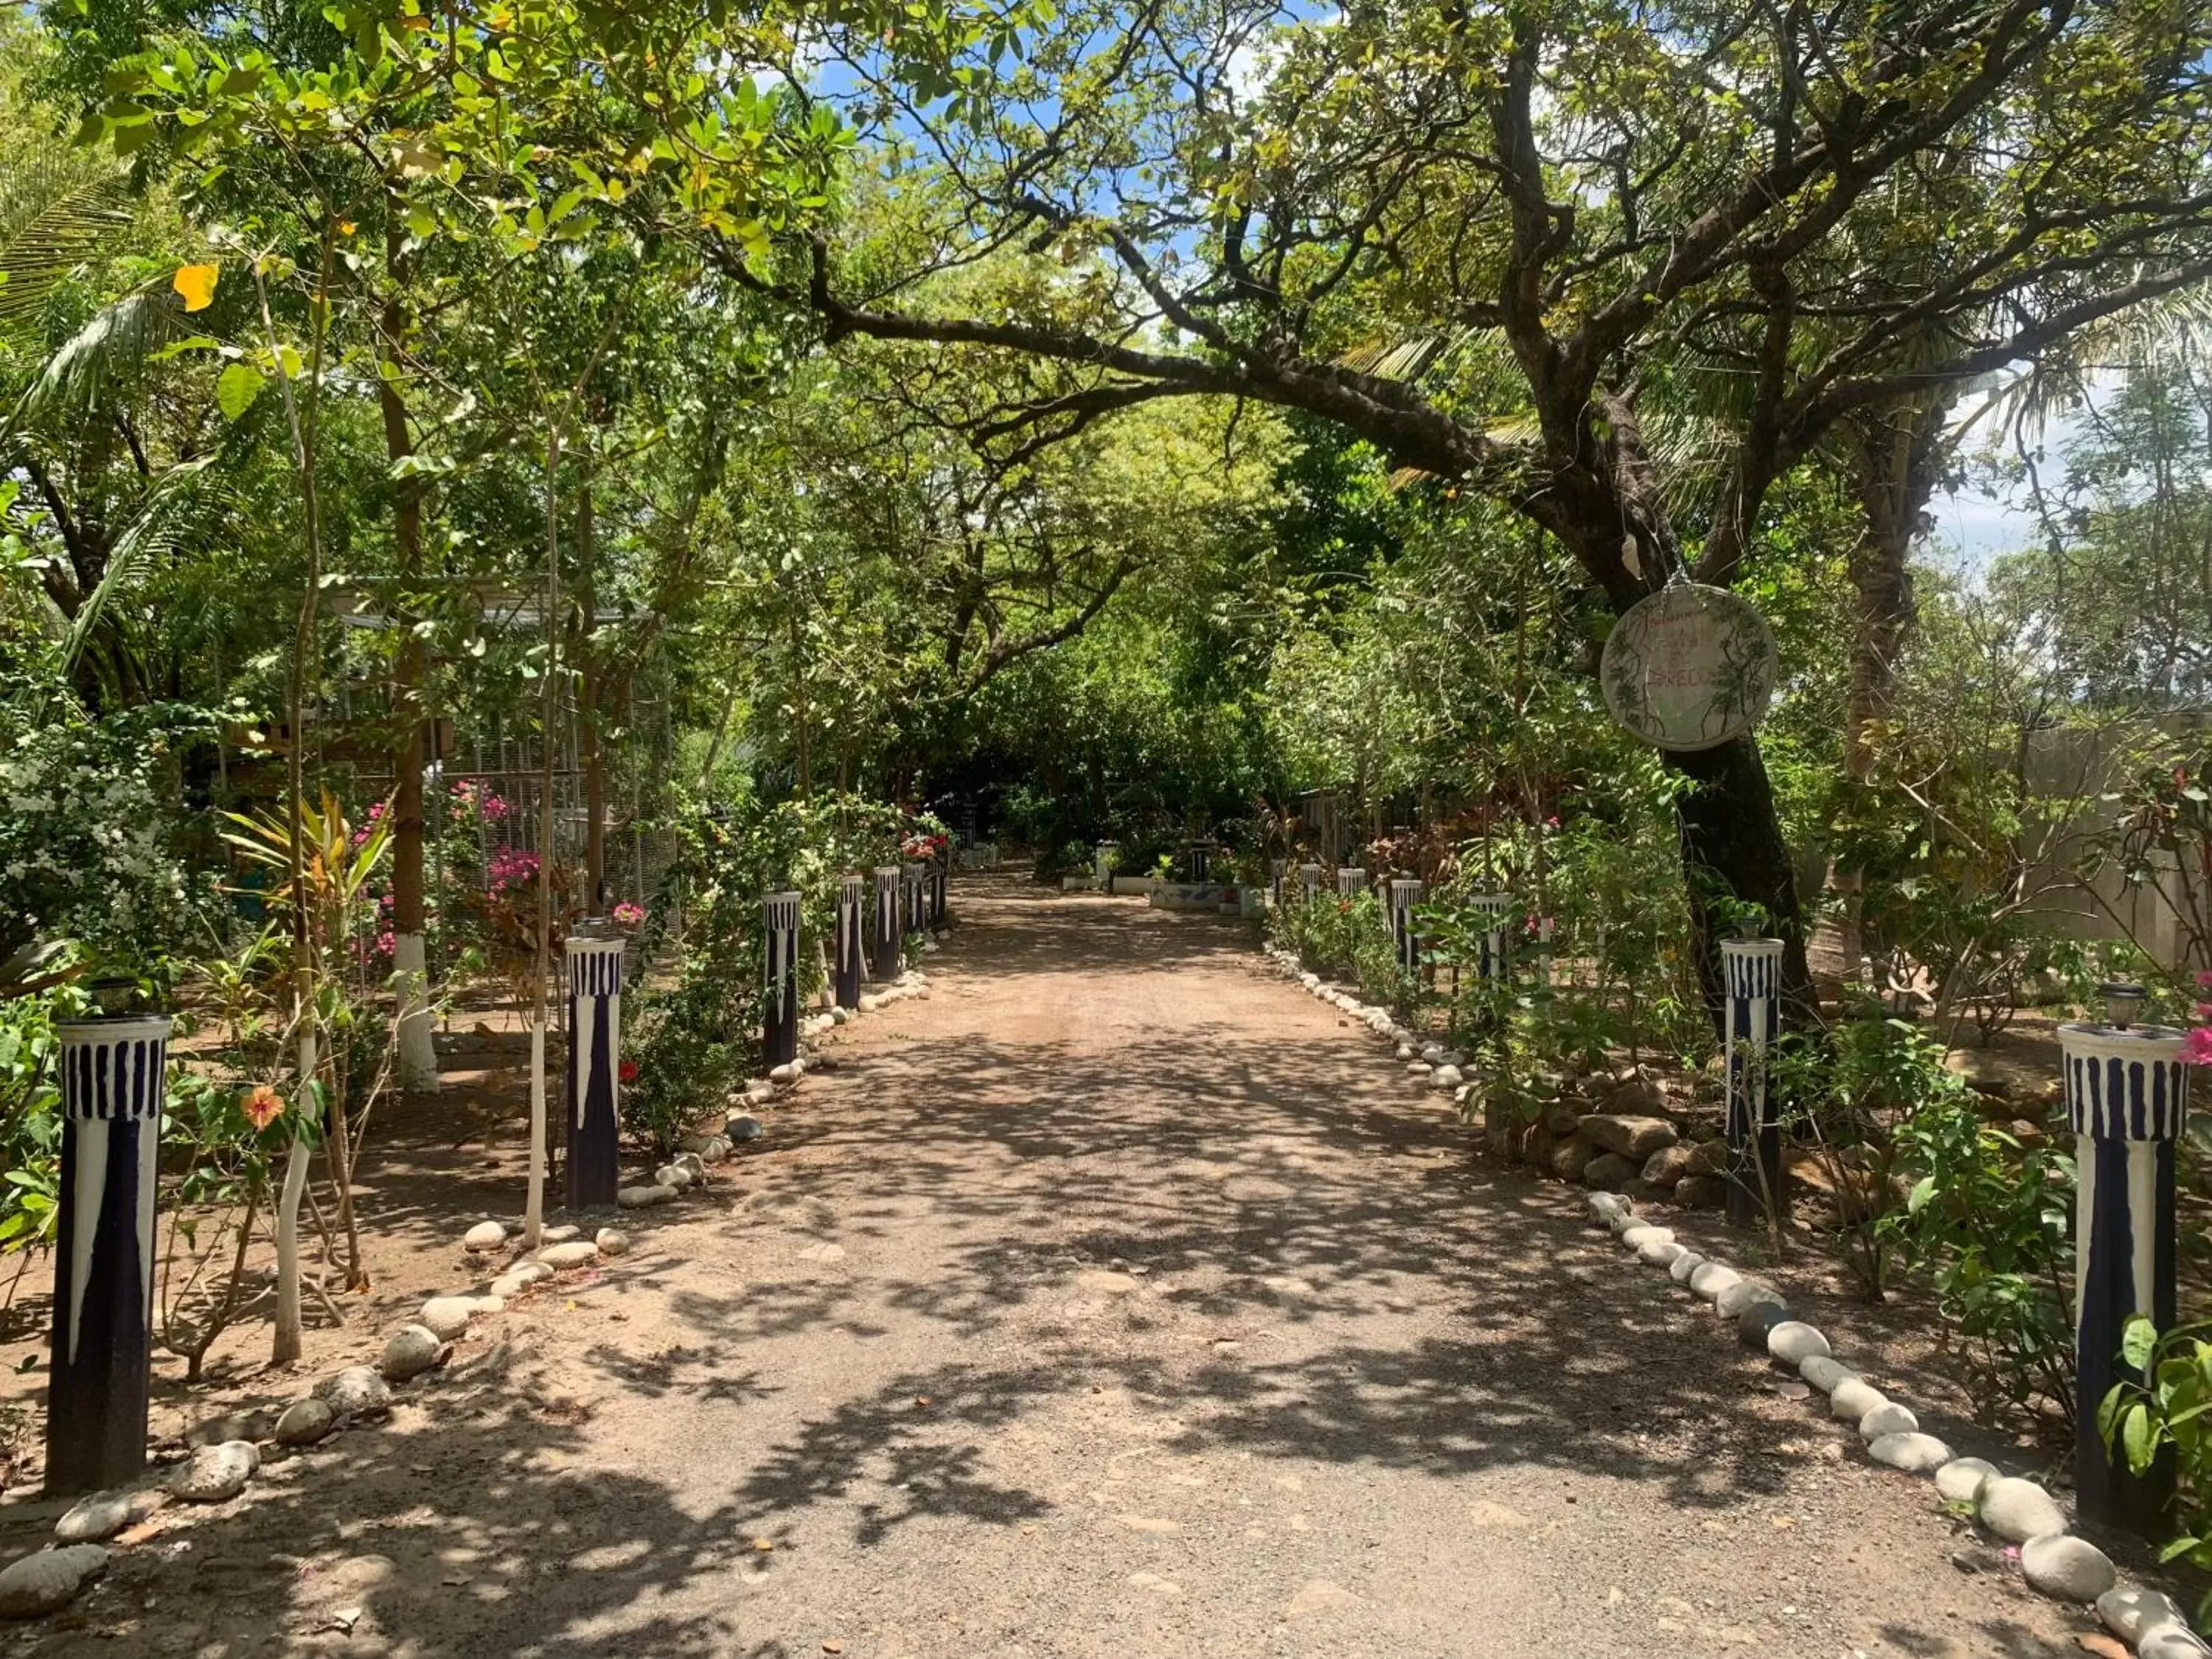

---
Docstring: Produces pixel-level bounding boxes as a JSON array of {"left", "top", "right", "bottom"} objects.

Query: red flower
[{"left": 619, "top": 1059, "right": 639, "bottom": 1085}]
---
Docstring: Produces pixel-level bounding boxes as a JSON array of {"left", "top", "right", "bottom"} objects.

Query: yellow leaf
[{"left": 173, "top": 262, "right": 219, "bottom": 312}]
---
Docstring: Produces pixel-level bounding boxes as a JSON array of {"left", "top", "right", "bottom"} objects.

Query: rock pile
[{"left": 1258, "top": 946, "right": 1739, "bottom": 1212}]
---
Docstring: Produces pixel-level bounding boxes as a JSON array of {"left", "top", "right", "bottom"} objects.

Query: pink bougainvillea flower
[
  {"left": 2197, "top": 968, "right": 2212, "bottom": 989},
  {"left": 243, "top": 1085, "right": 285, "bottom": 1131},
  {"left": 2182, "top": 1027, "right": 2212, "bottom": 1067},
  {"left": 487, "top": 847, "right": 541, "bottom": 894},
  {"left": 612, "top": 902, "right": 645, "bottom": 927}
]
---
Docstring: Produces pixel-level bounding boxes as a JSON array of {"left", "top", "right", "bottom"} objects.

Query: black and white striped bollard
[
  {"left": 1298, "top": 863, "right": 1321, "bottom": 902},
  {"left": 49, "top": 1012, "right": 167, "bottom": 1495},
  {"left": 835, "top": 872, "right": 864, "bottom": 1009},
  {"left": 1721, "top": 937, "right": 1786, "bottom": 1228},
  {"left": 1095, "top": 841, "right": 1118, "bottom": 895},
  {"left": 1388, "top": 878, "right": 1423, "bottom": 973},
  {"left": 929, "top": 859, "right": 947, "bottom": 928},
  {"left": 872, "top": 866, "right": 902, "bottom": 982},
  {"left": 1270, "top": 860, "right": 1286, "bottom": 908},
  {"left": 1189, "top": 840, "right": 1213, "bottom": 883},
  {"left": 902, "top": 862, "right": 925, "bottom": 935},
  {"left": 2063, "top": 995, "right": 2189, "bottom": 1535},
  {"left": 1335, "top": 866, "right": 1364, "bottom": 898},
  {"left": 763, "top": 890, "right": 801, "bottom": 1070},
  {"left": 565, "top": 927, "right": 625, "bottom": 1209},
  {"left": 1470, "top": 894, "right": 1512, "bottom": 984}
]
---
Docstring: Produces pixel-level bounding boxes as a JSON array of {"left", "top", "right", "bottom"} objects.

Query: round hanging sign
[{"left": 1599, "top": 582, "right": 1778, "bottom": 751}]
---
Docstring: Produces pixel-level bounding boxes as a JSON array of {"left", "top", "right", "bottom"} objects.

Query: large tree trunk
[
  {"left": 1558, "top": 396, "right": 1818, "bottom": 1027},
  {"left": 380, "top": 206, "right": 438, "bottom": 1093},
  {"left": 1666, "top": 734, "right": 1815, "bottom": 1029},
  {"left": 1834, "top": 401, "right": 1944, "bottom": 973}
]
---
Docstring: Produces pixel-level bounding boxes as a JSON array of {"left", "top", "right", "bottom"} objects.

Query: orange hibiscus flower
[{"left": 242, "top": 1085, "right": 285, "bottom": 1132}]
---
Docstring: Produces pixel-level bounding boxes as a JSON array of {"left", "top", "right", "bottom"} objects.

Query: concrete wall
[{"left": 2010, "top": 717, "right": 2205, "bottom": 974}]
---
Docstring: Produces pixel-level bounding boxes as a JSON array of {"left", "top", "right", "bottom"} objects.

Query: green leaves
[
  {"left": 0, "top": 158, "right": 134, "bottom": 335},
  {"left": 1875, "top": 1019, "right": 2079, "bottom": 1421},
  {"left": 2101, "top": 1318, "right": 2212, "bottom": 1575},
  {"left": 215, "top": 361, "right": 262, "bottom": 421},
  {"left": 2124, "top": 1312, "right": 2160, "bottom": 1372}
]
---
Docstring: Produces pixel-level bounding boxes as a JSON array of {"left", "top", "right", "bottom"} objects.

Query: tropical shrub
[
  {"left": 621, "top": 793, "right": 941, "bottom": 1152},
  {"left": 0, "top": 694, "right": 212, "bottom": 980},
  {"left": 0, "top": 992, "right": 66, "bottom": 1262},
  {"left": 157, "top": 1065, "right": 292, "bottom": 1380},
  {"left": 1878, "top": 1024, "right": 2077, "bottom": 1423},
  {"left": 2101, "top": 1315, "right": 2212, "bottom": 1632}
]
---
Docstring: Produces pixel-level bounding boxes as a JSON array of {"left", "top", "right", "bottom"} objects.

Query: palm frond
[
  {"left": 1636, "top": 364, "right": 1756, "bottom": 521},
  {"left": 60, "top": 453, "right": 218, "bottom": 676},
  {"left": 1968, "top": 282, "right": 2212, "bottom": 441},
  {"left": 1, "top": 283, "right": 184, "bottom": 444},
  {"left": 0, "top": 157, "right": 133, "bottom": 335},
  {"left": 1338, "top": 335, "right": 1450, "bottom": 380}
]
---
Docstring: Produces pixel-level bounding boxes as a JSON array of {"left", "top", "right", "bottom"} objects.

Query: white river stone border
[{"left": 1257, "top": 942, "right": 2208, "bottom": 1656}]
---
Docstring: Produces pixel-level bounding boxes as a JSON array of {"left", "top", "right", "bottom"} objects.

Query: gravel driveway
[{"left": 21, "top": 880, "right": 2096, "bottom": 1658}]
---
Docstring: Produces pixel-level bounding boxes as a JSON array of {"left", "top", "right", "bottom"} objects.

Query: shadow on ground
[{"left": 1, "top": 877, "right": 2090, "bottom": 1658}]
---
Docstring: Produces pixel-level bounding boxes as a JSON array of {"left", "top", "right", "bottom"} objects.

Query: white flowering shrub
[{"left": 0, "top": 703, "right": 209, "bottom": 975}]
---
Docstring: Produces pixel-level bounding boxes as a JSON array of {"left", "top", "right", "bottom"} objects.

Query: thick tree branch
[
  {"left": 720, "top": 237, "right": 1511, "bottom": 487},
  {"left": 964, "top": 556, "right": 1136, "bottom": 693}
]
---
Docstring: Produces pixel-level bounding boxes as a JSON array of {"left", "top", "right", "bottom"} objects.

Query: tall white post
[{"left": 390, "top": 931, "right": 439, "bottom": 1093}]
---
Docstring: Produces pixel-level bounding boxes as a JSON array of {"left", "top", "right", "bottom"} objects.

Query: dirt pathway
[{"left": 26, "top": 881, "right": 2096, "bottom": 1658}]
